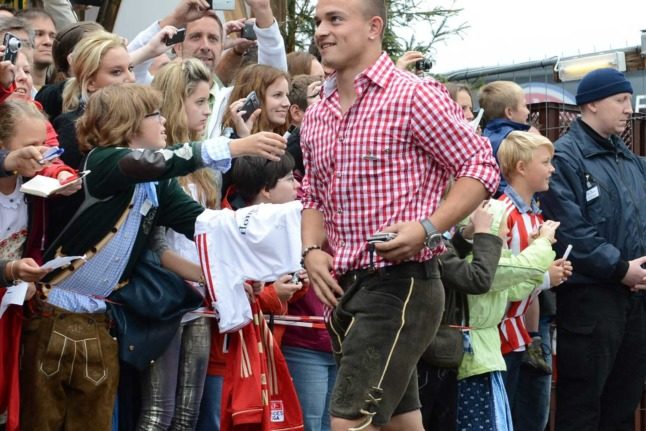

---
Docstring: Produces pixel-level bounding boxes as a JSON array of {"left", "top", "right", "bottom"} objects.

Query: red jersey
[{"left": 220, "top": 301, "right": 303, "bottom": 431}]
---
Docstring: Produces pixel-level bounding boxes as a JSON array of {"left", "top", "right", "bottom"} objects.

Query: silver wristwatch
[{"left": 420, "top": 218, "right": 443, "bottom": 249}]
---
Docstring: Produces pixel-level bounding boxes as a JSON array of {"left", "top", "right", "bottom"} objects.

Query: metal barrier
[{"left": 528, "top": 102, "right": 646, "bottom": 157}]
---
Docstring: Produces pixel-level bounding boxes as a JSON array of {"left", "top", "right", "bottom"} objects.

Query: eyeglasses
[{"left": 144, "top": 111, "right": 163, "bottom": 123}]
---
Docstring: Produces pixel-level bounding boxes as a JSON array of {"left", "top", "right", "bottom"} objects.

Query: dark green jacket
[
  {"left": 440, "top": 233, "right": 503, "bottom": 295},
  {"left": 44, "top": 143, "right": 207, "bottom": 283}
]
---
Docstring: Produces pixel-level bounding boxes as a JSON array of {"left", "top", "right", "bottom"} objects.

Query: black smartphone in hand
[{"left": 165, "top": 28, "right": 186, "bottom": 46}]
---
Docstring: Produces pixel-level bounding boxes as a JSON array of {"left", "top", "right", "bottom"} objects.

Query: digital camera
[
  {"left": 2, "top": 32, "right": 21, "bottom": 64},
  {"left": 241, "top": 22, "right": 257, "bottom": 41},
  {"left": 415, "top": 58, "right": 433, "bottom": 72},
  {"left": 238, "top": 91, "right": 261, "bottom": 122}
]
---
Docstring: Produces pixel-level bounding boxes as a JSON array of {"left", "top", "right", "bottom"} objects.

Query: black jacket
[{"left": 540, "top": 118, "right": 646, "bottom": 287}]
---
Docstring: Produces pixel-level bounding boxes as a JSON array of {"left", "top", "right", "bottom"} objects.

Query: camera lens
[
  {"left": 8, "top": 37, "right": 21, "bottom": 52},
  {"left": 415, "top": 58, "right": 432, "bottom": 71}
]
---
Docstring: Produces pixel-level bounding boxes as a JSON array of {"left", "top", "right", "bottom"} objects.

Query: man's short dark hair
[
  {"left": 0, "top": 5, "right": 16, "bottom": 15},
  {"left": 363, "top": 0, "right": 387, "bottom": 37},
  {"left": 232, "top": 154, "right": 295, "bottom": 203},
  {"left": 290, "top": 74, "right": 320, "bottom": 111}
]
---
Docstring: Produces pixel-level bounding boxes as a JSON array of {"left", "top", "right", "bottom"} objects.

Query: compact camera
[
  {"left": 415, "top": 58, "right": 433, "bottom": 72},
  {"left": 367, "top": 232, "right": 398, "bottom": 244},
  {"left": 241, "top": 21, "right": 257, "bottom": 41},
  {"left": 2, "top": 32, "right": 21, "bottom": 64},
  {"left": 238, "top": 91, "right": 261, "bottom": 122}
]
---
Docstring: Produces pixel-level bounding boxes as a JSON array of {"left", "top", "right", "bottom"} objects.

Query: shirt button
[
  {"left": 128, "top": 345, "right": 135, "bottom": 351},
  {"left": 337, "top": 209, "right": 342, "bottom": 214},
  {"left": 336, "top": 172, "right": 342, "bottom": 178},
  {"left": 340, "top": 241, "right": 346, "bottom": 246}
]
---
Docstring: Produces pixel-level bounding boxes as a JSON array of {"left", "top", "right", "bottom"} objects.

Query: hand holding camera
[
  {"left": 0, "top": 47, "right": 15, "bottom": 89},
  {"left": 2, "top": 33, "right": 21, "bottom": 65},
  {"left": 275, "top": 273, "right": 303, "bottom": 302},
  {"left": 395, "top": 51, "right": 424, "bottom": 71},
  {"left": 229, "top": 91, "right": 261, "bottom": 137}
]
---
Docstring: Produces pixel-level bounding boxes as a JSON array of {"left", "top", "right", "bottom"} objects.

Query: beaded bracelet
[{"left": 300, "top": 245, "right": 322, "bottom": 265}]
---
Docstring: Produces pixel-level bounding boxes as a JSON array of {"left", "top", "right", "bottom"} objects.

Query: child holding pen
[{"left": 455, "top": 199, "right": 558, "bottom": 431}]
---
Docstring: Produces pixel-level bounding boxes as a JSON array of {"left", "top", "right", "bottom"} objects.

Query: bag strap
[{"left": 44, "top": 149, "right": 114, "bottom": 257}]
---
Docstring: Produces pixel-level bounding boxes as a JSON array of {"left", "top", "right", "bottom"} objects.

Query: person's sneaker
[{"left": 521, "top": 336, "right": 552, "bottom": 374}]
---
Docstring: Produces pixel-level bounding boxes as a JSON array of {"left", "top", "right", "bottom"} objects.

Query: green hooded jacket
[{"left": 458, "top": 199, "right": 555, "bottom": 380}]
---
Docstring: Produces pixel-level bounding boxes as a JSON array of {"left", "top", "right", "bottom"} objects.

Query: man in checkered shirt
[{"left": 299, "top": 0, "right": 500, "bottom": 429}]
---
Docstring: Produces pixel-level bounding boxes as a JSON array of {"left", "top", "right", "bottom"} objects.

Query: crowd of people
[{"left": 0, "top": 0, "right": 645, "bottom": 430}]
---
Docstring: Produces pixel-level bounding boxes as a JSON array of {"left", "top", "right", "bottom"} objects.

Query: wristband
[{"left": 301, "top": 245, "right": 322, "bottom": 265}]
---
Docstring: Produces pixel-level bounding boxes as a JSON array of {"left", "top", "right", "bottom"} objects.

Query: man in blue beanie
[{"left": 540, "top": 68, "right": 646, "bottom": 430}]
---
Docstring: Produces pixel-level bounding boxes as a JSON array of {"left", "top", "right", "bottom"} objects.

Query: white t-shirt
[{"left": 195, "top": 201, "right": 302, "bottom": 333}]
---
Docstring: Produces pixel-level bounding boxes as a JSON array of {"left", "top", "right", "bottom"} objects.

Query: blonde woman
[{"left": 48, "top": 31, "right": 135, "bottom": 245}]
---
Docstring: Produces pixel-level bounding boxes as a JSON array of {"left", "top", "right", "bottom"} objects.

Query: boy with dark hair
[{"left": 228, "top": 153, "right": 298, "bottom": 208}]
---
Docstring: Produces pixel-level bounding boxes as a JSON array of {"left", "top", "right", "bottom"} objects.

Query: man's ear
[
  {"left": 586, "top": 101, "right": 599, "bottom": 114},
  {"left": 289, "top": 104, "right": 303, "bottom": 125},
  {"left": 367, "top": 16, "right": 384, "bottom": 41}
]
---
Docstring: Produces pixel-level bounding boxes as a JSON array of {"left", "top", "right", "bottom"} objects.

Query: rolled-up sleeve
[
  {"left": 200, "top": 136, "right": 233, "bottom": 173},
  {"left": 410, "top": 80, "right": 500, "bottom": 195},
  {"left": 298, "top": 120, "right": 324, "bottom": 212}
]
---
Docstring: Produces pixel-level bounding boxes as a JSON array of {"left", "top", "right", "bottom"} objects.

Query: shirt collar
[
  {"left": 322, "top": 52, "right": 395, "bottom": 99},
  {"left": 503, "top": 184, "right": 541, "bottom": 214}
]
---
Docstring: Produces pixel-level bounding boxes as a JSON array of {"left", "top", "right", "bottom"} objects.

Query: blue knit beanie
[{"left": 575, "top": 68, "right": 633, "bottom": 105}]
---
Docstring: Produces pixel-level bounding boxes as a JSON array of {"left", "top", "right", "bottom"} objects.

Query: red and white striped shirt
[
  {"left": 498, "top": 187, "right": 549, "bottom": 354},
  {"left": 300, "top": 53, "right": 499, "bottom": 274}
]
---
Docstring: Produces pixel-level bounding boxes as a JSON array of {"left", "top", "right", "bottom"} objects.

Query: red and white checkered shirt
[{"left": 300, "top": 53, "right": 499, "bottom": 275}]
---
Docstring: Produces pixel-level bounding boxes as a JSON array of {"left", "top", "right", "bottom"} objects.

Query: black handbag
[
  {"left": 421, "top": 287, "right": 467, "bottom": 368},
  {"left": 107, "top": 249, "right": 204, "bottom": 370}
]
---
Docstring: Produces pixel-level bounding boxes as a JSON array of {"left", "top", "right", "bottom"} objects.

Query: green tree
[{"left": 279, "top": 0, "right": 468, "bottom": 62}]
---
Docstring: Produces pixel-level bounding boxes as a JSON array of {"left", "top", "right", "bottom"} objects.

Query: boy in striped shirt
[{"left": 496, "top": 131, "right": 572, "bottom": 431}]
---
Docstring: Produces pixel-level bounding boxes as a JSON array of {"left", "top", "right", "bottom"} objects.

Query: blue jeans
[
  {"left": 282, "top": 346, "right": 337, "bottom": 431},
  {"left": 137, "top": 317, "right": 211, "bottom": 431},
  {"left": 503, "top": 316, "right": 552, "bottom": 431},
  {"left": 196, "top": 375, "right": 224, "bottom": 431}
]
